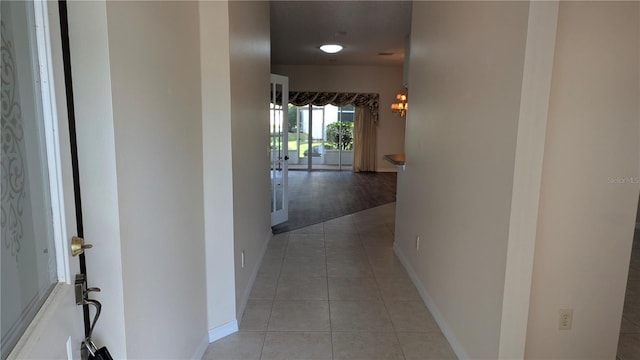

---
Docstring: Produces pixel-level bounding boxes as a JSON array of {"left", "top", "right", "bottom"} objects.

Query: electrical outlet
[
  {"left": 241, "top": 251, "right": 245, "bottom": 268},
  {"left": 415, "top": 236, "right": 420, "bottom": 250},
  {"left": 559, "top": 308, "right": 573, "bottom": 330}
]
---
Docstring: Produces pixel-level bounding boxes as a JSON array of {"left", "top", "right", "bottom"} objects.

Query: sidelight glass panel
[{"left": 1, "top": 1, "right": 59, "bottom": 358}]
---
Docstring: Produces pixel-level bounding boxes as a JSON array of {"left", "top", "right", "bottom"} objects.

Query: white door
[
  {"left": 270, "top": 74, "right": 289, "bottom": 226},
  {"left": 2, "top": 1, "right": 86, "bottom": 359}
]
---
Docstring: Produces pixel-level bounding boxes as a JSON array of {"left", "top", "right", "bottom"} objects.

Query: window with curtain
[{"left": 286, "top": 92, "right": 379, "bottom": 172}]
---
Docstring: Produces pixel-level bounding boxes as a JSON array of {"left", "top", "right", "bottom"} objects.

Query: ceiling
[{"left": 270, "top": 1, "right": 413, "bottom": 67}]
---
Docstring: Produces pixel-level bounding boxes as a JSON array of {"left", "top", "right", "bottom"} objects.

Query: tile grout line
[
  {"left": 361, "top": 216, "right": 409, "bottom": 360},
  {"left": 259, "top": 232, "right": 289, "bottom": 360},
  {"left": 350, "top": 213, "right": 402, "bottom": 359},
  {"left": 323, "top": 222, "right": 336, "bottom": 360}
]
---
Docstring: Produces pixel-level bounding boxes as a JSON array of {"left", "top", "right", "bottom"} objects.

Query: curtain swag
[{"left": 287, "top": 92, "right": 380, "bottom": 123}]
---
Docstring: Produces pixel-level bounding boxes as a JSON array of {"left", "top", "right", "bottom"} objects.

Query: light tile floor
[{"left": 204, "top": 203, "right": 457, "bottom": 360}]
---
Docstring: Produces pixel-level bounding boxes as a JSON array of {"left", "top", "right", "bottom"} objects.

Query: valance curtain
[
  {"left": 287, "top": 92, "right": 379, "bottom": 172},
  {"left": 288, "top": 92, "right": 379, "bottom": 123}
]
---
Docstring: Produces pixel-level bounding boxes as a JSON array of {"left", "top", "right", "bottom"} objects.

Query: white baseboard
[
  {"left": 236, "top": 229, "right": 273, "bottom": 321},
  {"left": 208, "top": 320, "right": 238, "bottom": 343},
  {"left": 376, "top": 167, "right": 398, "bottom": 173},
  {"left": 192, "top": 333, "right": 210, "bottom": 359},
  {"left": 393, "top": 242, "right": 469, "bottom": 360}
]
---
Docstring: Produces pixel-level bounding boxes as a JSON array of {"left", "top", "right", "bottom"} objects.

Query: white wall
[
  {"left": 395, "top": 2, "right": 530, "bottom": 358},
  {"left": 397, "top": 1, "right": 639, "bottom": 358},
  {"left": 271, "top": 65, "right": 405, "bottom": 172},
  {"left": 69, "top": 2, "right": 274, "bottom": 355},
  {"left": 498, "top": 2, "right": 559, "bottom": 357},
  {"left": 228, "top": 1, "right": 272, "bottom": 319},
  {"left": 199, "top": 1, "right": 238, "bottom": 339},
  {"left": 105, "top": 2, "right": 208, "bottom": 358},
  {"left": 526, "top": 2, "right": 640, "bottom": 358}
]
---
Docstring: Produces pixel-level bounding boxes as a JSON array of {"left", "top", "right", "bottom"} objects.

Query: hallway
[{"left": 204, "top": 203, "right": 456, "bottom": 359}]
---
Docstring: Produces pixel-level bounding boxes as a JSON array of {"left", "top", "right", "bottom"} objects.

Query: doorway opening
[{"left": 288, "top": 104, "right": 354, "bottom": 171}]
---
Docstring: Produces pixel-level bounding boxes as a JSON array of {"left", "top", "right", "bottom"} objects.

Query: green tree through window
[{"left": 326, "top": 121, "right": 354, "bottom": 150}]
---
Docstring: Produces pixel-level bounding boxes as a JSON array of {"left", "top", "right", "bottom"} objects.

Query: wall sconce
[{"left": 391, "top": 92, "right": 408, "bottom": 118}]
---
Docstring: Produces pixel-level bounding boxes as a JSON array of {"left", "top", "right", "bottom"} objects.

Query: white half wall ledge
[
  {"left": 208, "top": 320, "right": 238, "bottom": 343},
  {"left": 192, "top": 333, "right": 210, "bottom": 360},
  {"left": 393, "top": 242, "right": 470, "bottom": 360}
]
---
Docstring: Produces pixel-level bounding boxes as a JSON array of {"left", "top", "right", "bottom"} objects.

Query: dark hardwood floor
[{"left": 272, "top": 170, "right": 397, "bottom": 234}]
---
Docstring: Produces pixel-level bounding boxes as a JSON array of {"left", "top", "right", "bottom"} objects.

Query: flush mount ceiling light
[{"left": 319, "top": 44, "right": 343, "bottom": 54}]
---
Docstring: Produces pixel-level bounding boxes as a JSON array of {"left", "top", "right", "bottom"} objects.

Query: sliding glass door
[{"left": 288, "top": 104, "right": 354, "bottom": 171}]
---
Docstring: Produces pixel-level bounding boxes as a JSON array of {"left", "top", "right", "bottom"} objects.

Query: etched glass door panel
[{"left": 1, "top": 1, "right": 58, "bottom": 357}]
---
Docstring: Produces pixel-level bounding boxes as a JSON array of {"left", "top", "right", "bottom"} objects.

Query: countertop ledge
[{"left": 383, "top": 153, "right": 405, "bottom": 166}]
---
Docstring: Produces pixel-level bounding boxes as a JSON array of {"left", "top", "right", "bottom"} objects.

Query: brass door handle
[{"left": 71, "top": 236, "right": 93, "bottom": 256}]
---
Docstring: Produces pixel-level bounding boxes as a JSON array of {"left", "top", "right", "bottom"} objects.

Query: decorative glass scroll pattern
[
  {"left": 1, "top": 2, "right": 59, "bottom": 358},
  {"left": 1, "top": 20, "right": 27, "bottom": 260}
]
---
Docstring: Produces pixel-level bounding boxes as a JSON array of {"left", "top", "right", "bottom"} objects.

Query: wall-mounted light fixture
[{"left": 391, "top": 92, "right": 408, "bottom": 118}]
